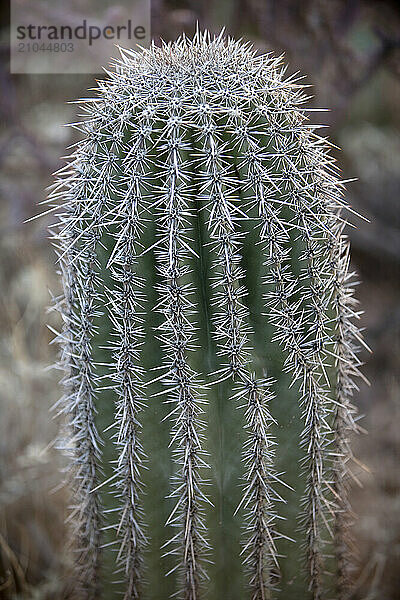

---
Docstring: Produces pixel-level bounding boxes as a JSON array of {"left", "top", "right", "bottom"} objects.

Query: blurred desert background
[{"left": 0, "top": 0, "right": 399, "bottom": 598}]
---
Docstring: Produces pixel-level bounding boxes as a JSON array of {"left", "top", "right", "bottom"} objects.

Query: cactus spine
[{"left": 48, "top": 31, "right": 364, "bottom": 600}]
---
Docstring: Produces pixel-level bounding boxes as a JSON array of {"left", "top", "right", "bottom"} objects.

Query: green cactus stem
[{"left": 47, "top": 30, "right": 365, "bottom": 600}]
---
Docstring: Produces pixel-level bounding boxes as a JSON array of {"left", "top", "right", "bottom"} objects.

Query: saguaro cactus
[{"left": 48, "top": 31, "right": 364, "bottom": 600}]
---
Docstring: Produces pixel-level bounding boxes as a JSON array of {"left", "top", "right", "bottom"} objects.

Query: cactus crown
[{"left": 48, "top": 31, "right": 364, "bottom": 600}]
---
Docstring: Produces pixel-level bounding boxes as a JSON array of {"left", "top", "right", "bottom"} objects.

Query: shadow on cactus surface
[{"left": 46, "top": 30, "right": 367, "bottom": 600}]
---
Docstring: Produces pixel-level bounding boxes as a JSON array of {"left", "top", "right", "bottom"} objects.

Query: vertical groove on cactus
[
  {"left": 279, "top": 128, "right": 361, "bottom": 599},
  {"left": 256, "top": 166, "right": 329, "bottom": 599},
  {"left": 47, "top": 31, "right": 366, "bottom": 600},
  {"left": 230, "top": 96, "right": 356, "bottom": 596},
  {"left": 285, "top": 151, "right": 337, "bottom": 599},
  {"left": 197, "top": 119, "right": 279, "bottom": 599},
  {"left": 153, "top": 108, "right": 209, "bottom": 599},
  {"left": 231, "top": 113, "right": 328, "bottom": 596}
]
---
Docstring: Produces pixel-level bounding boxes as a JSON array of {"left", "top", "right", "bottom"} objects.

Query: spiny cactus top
[{"left": 48, "top": 31, "right": 365, "bottom": 600}]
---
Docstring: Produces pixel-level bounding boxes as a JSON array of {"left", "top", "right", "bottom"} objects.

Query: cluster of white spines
[
  {"left": 48, "top": 30, "right": 363, "bottom": 600},
  {"left": 105, "top": 106, "right": 154, "bottom": 598},
  {"left": 249, "top": 131, "right": 331, "bottom": 596},
  {"left": 331, "top": 227, "right": 366, "bottom": 596},
  {"left": 49, "top": 144, "right": 105, "bottom": 598},
  {"left": 152, "top": 102, "right": 210, "bottom": 600},
  {"left": 221, "top": 87, "right": 338, "bottom": 596},
  {"left": 194, "top": 111, "right": 279, "bottom": 597}
]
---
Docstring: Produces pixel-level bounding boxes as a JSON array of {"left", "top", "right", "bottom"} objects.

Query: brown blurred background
[{"left": 0, "top": 1, "right": 399, "bottom": 598}]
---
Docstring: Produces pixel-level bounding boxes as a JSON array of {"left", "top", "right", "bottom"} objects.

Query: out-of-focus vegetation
[{"left": 0, "top": 1, "right": 399, "bottom": 598}]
